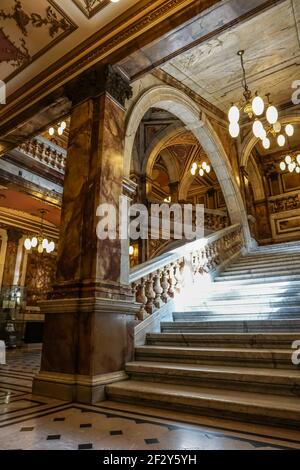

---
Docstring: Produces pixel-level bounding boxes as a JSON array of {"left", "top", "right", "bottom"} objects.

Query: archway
[{"left": 124, "top": 85, "right": 249, "bottom": 238}]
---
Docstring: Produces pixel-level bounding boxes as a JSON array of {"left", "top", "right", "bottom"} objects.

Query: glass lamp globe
[
  {"left": 252, "top": 96, "right": 264, "bottom": 116},
  {"left": 277, "top": 134, "right": 286, "bottom": 147},
  {"left": 206, "top": 165, "right": 211, "bottom": 173},
  {"left": 262, "top": 138, "right": 270, "bottom": 150},
  {"left": 266, "top": 106, "right": 278, "bottom": 125},
  {"left": 288, "top": 163, "right": 295, "bottom": 173},
  {"left": 199, "top": 168, "right": 204, "bottom": 176},
  {"left": 191, "top": 167, "right": 196, "bottom": 176},
  {"left": 296, "top": 166, "right": 300, "bottom": 174},
  {"left": 259, "top": 128, "right": 267, "bottom": 140},
  {"left": 61, "top": 121, "right": 67, "bottom": 130},
  {"left": 202, "top": 162, "right": 207, "bottom": 170},
  {"left": 280, "top": 161, "right": 286, "bottom": 171},
  {"left": 228, "top": 106, "right": 240, "bottom": 123},
  {"left": 24, "top": 238, "right": 32, "bottom": 250},
  {"left": 49, "top": 127, "right": 54, "bottom": 136},
  {"left": 252, "top": 120, "right": 264, "bottom": 139},
  {"left": 285, "top": 155, "right": 292, "bottom": 164},
  {"left": 42, "top": 238, "right": 49, "bottom": 249},
  {"left": 297, "top": 155, "right": 300, "bottom": 165},
  {"left": 48, "top": 241, "right": 55, "bottom": 253},
  {"left": 229, "top": 122, "right": 239, "bottom": 138},
  {"left": 58, "top": 127, "right": 63, "bottom": 136},
  {"left": 273, "top": 121, "right": 281, "bottom": 133},
  {"left": 31, "top": 237, "right": 38, "bottom": 248},
  {"left": 285, "top": 124, "right": 294, "bottom": 137}
]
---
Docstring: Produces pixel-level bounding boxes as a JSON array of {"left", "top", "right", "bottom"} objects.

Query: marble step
[
  {"left": 161, "top": 319, "right": 300, "bottom": 333},
  {"left": 106, "top": 380, "right": 300, "bottom": 429},
  {"left": 228, "top": 258, "right": 300, "bottom": 269},
  {"left": 173, "top": 306, "right": 300, "bottom": 318},
  {"left": 135, "top": 345, "right": 296, "bottom": 369},
  {"left": 225, "top": 264, "right": 300, "bottom": 276},
  {"left": 126, "top": 362, "right": 300, "bottom": 396},
  {"left": 214, "top": 274, "right": 300, "bottom": 284},
  {"left": 146, "top": 332, "right": 300, "bottom": 349},
  {"left": 217, "top": 270, "right": 300, "bottom": 281},
  {"left": 180, "top": 295, "right": 300, "bottom": 308}
]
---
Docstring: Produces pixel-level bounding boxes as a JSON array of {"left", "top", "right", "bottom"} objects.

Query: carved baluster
[
  {"left": 168, "top": 264, "right": 176, "bottom": 298},
  {"left": 145, "top": 274, "right": 155, "bottom": 314},
  {"left": 161, "top": 266, "right": 170, "bottom": 304},
  {"left": 174, "top": 260, "right": 183, "bottom": 293},
  {"left": 135, "top": 278, "right": 149, "bottom": 321},
  {"left": 153, "top": 270, "right": 163, "bottom": 308}
]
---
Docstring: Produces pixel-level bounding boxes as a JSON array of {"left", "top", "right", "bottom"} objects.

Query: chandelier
[
  {"left": 24, "top": 210, "right": 56, "bottom": 254},
  {"left": 279, "top": 153, "right": 300, "bottom": 173},
  {"left": 48, "top": 121, "right": 67, "bottom": 137},
  {"left": 190, "top": 161, "right": 211, "bottom": 177},
  {"left": 228, "top": 51, "right": 294, "bottom": 149}
]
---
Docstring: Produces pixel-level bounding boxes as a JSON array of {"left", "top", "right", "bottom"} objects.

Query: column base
[{"left": 33, "top": 370, "right": 128, "bottom": 403}]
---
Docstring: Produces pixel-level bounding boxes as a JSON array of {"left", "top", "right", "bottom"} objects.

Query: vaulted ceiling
[{"left": 161, "top": 0, "right": 300, "bottom": 111}]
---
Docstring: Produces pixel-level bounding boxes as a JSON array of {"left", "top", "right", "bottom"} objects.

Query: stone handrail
[{"left": 130, "top": 224, "right": 243, "bottom": 320}]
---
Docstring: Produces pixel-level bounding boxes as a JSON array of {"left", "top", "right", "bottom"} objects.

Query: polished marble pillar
[
  {"left": 2, "top": 229, "right": 23, "bottom": 286},
  {"left": 33, "top": 65, "right": 140, "bottom": 403}
]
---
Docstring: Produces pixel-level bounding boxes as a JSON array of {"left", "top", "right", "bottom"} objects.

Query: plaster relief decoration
[
  {"left": 0, "top": 0, "right": 76, "bottom": 81},
  {"left": 72, "top": 0, "right": 110, "bottom": 19}
]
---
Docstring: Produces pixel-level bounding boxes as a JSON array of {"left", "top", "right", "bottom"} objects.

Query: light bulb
[
  {"left": 252, "top": 120, "right": 264, "bottom": 139},
  {"left": 31, "top": 237, "right": 38, "bottom": 248},
  {"left": 192, "top": 162, "right": 197, "bottom": 170},
  {"left": 259, "top": 128, "right": 267, "bottom": 140},
  {"left": 297, "top": 155, "right": 300, "bottom": 165},
  {"left": 24, "top": 238, "right": 31, "bottom": 250},
  {"left": 42, "top": 238, "right": 49, "bottom": 249},
  {"left": 273, "top": 121, "right": 281, "bottom": 133},
  {"left": 285, "top": 155, "right": 292, "bottom": 164},
  {"left": 191, "top": 167, "right": 196, "bottom": 176},
  {"left": 202, "top": 162, "right": 207, "bottom": 170},
  {"left": 285, "top": 124, "right": 294, "bottom": 137},
  {"left": 48, "top": 241, "right": 55, "bottom": 253},
  {"left": 252, "top": 96, "right": 264, "bottom": 116},
  {"left": 38, "top": 244, "right": 43, "bottom": 254},
  {"left": 206, "top": 165, "right": 211, "bottom": 173},
  {"left": 61, "top": 121, "right": 67, "bottom": 130},
  {"left": 288, "top": 163, "right": 294, "bottom": 173},
  {"left": 46, "top": 244, "right": 52, "bottom": 254},
  {"left": 296, "top": 166, "right": 300, "bottom": 174},
  {"left": 266, "top": 106, "right": 278, "bottom": 125},
  {"left": 199, "top": 169, "right": 204, "bottom": 176},
  {"left": 262, "top": 138, "right": 270, "bottom": 150},
  {"left": 58, "top": 127, "right": 63, "bottom": 136},
  {"left": 49, "top": 127, "right": 54, "bottom": 136},
  {"left": 280, "top": 161, "right": 286, "bottom": 171},
  {"left": 110, "top": 0, "right": 120, "bottom": 3},
  {"left": 129, "top": 245, "right": 134, "bottom": 256},
  {"left": 229, "top": 122, "right": 239, "bottom": 138},
  {"left": 228, "top": 105, "right": 240, "bottom": 123},
  {"left": 277, "top": 134, "right": 285, "bottom": 147}
]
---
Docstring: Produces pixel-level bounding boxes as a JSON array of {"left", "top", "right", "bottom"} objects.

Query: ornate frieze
[{"left": 65, "top": 64, "right": 132, "bottom": 107}]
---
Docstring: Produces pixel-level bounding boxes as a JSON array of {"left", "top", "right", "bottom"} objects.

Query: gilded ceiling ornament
[
  {"left": 0, "top": 27, "right": 30, "bottom": 67},
  {"left": 72, "top": 0, "right": 110, "bottom": 19},
  {"left": 0, "top": 0, "right": 72, "bottom": 38}
]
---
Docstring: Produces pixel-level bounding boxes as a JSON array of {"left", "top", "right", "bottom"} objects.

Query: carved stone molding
[{"left": 65, "top": 64, "right": 132, "bottom": 107}]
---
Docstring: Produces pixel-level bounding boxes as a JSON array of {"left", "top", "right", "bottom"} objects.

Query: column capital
[{"left": 65, "top": 64, "right": 133, "bottom": 107}]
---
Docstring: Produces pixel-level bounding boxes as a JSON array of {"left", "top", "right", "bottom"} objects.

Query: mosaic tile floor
[{"left": 0, "top": 349, "right": 300, "bottom": 450}]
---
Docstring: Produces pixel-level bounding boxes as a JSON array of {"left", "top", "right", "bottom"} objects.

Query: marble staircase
[{"left": 107, "top": 243, "right": 300, "bottom": 429}]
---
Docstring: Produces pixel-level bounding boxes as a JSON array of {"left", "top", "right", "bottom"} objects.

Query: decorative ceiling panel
[
  {"left": 72, "top": 0, "right": 110, "bottom": 19},
  {"left": 0, "top": 0, "right": 77, "bottom": 81}
]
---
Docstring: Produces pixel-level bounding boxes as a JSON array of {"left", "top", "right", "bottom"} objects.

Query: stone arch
[{"left": 124, "top": 85, "right": 249, "bottom": 237}]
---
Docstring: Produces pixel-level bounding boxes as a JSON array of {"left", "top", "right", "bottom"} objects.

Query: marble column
[
  {"left": 33, "top": 65, "right": 140, "bottom": 403},
  {"left": 2, "top": 229, "right": 23, "bottom": 286}
]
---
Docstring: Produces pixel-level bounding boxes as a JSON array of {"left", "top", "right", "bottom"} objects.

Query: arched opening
[{"left": 124, "top": 85, "right": 249, "bottom": 233}]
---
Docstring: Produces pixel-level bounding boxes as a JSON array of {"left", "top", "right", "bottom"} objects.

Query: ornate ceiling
[{"left": 161, "top": 0, "right": 300, "bottom": 111}]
